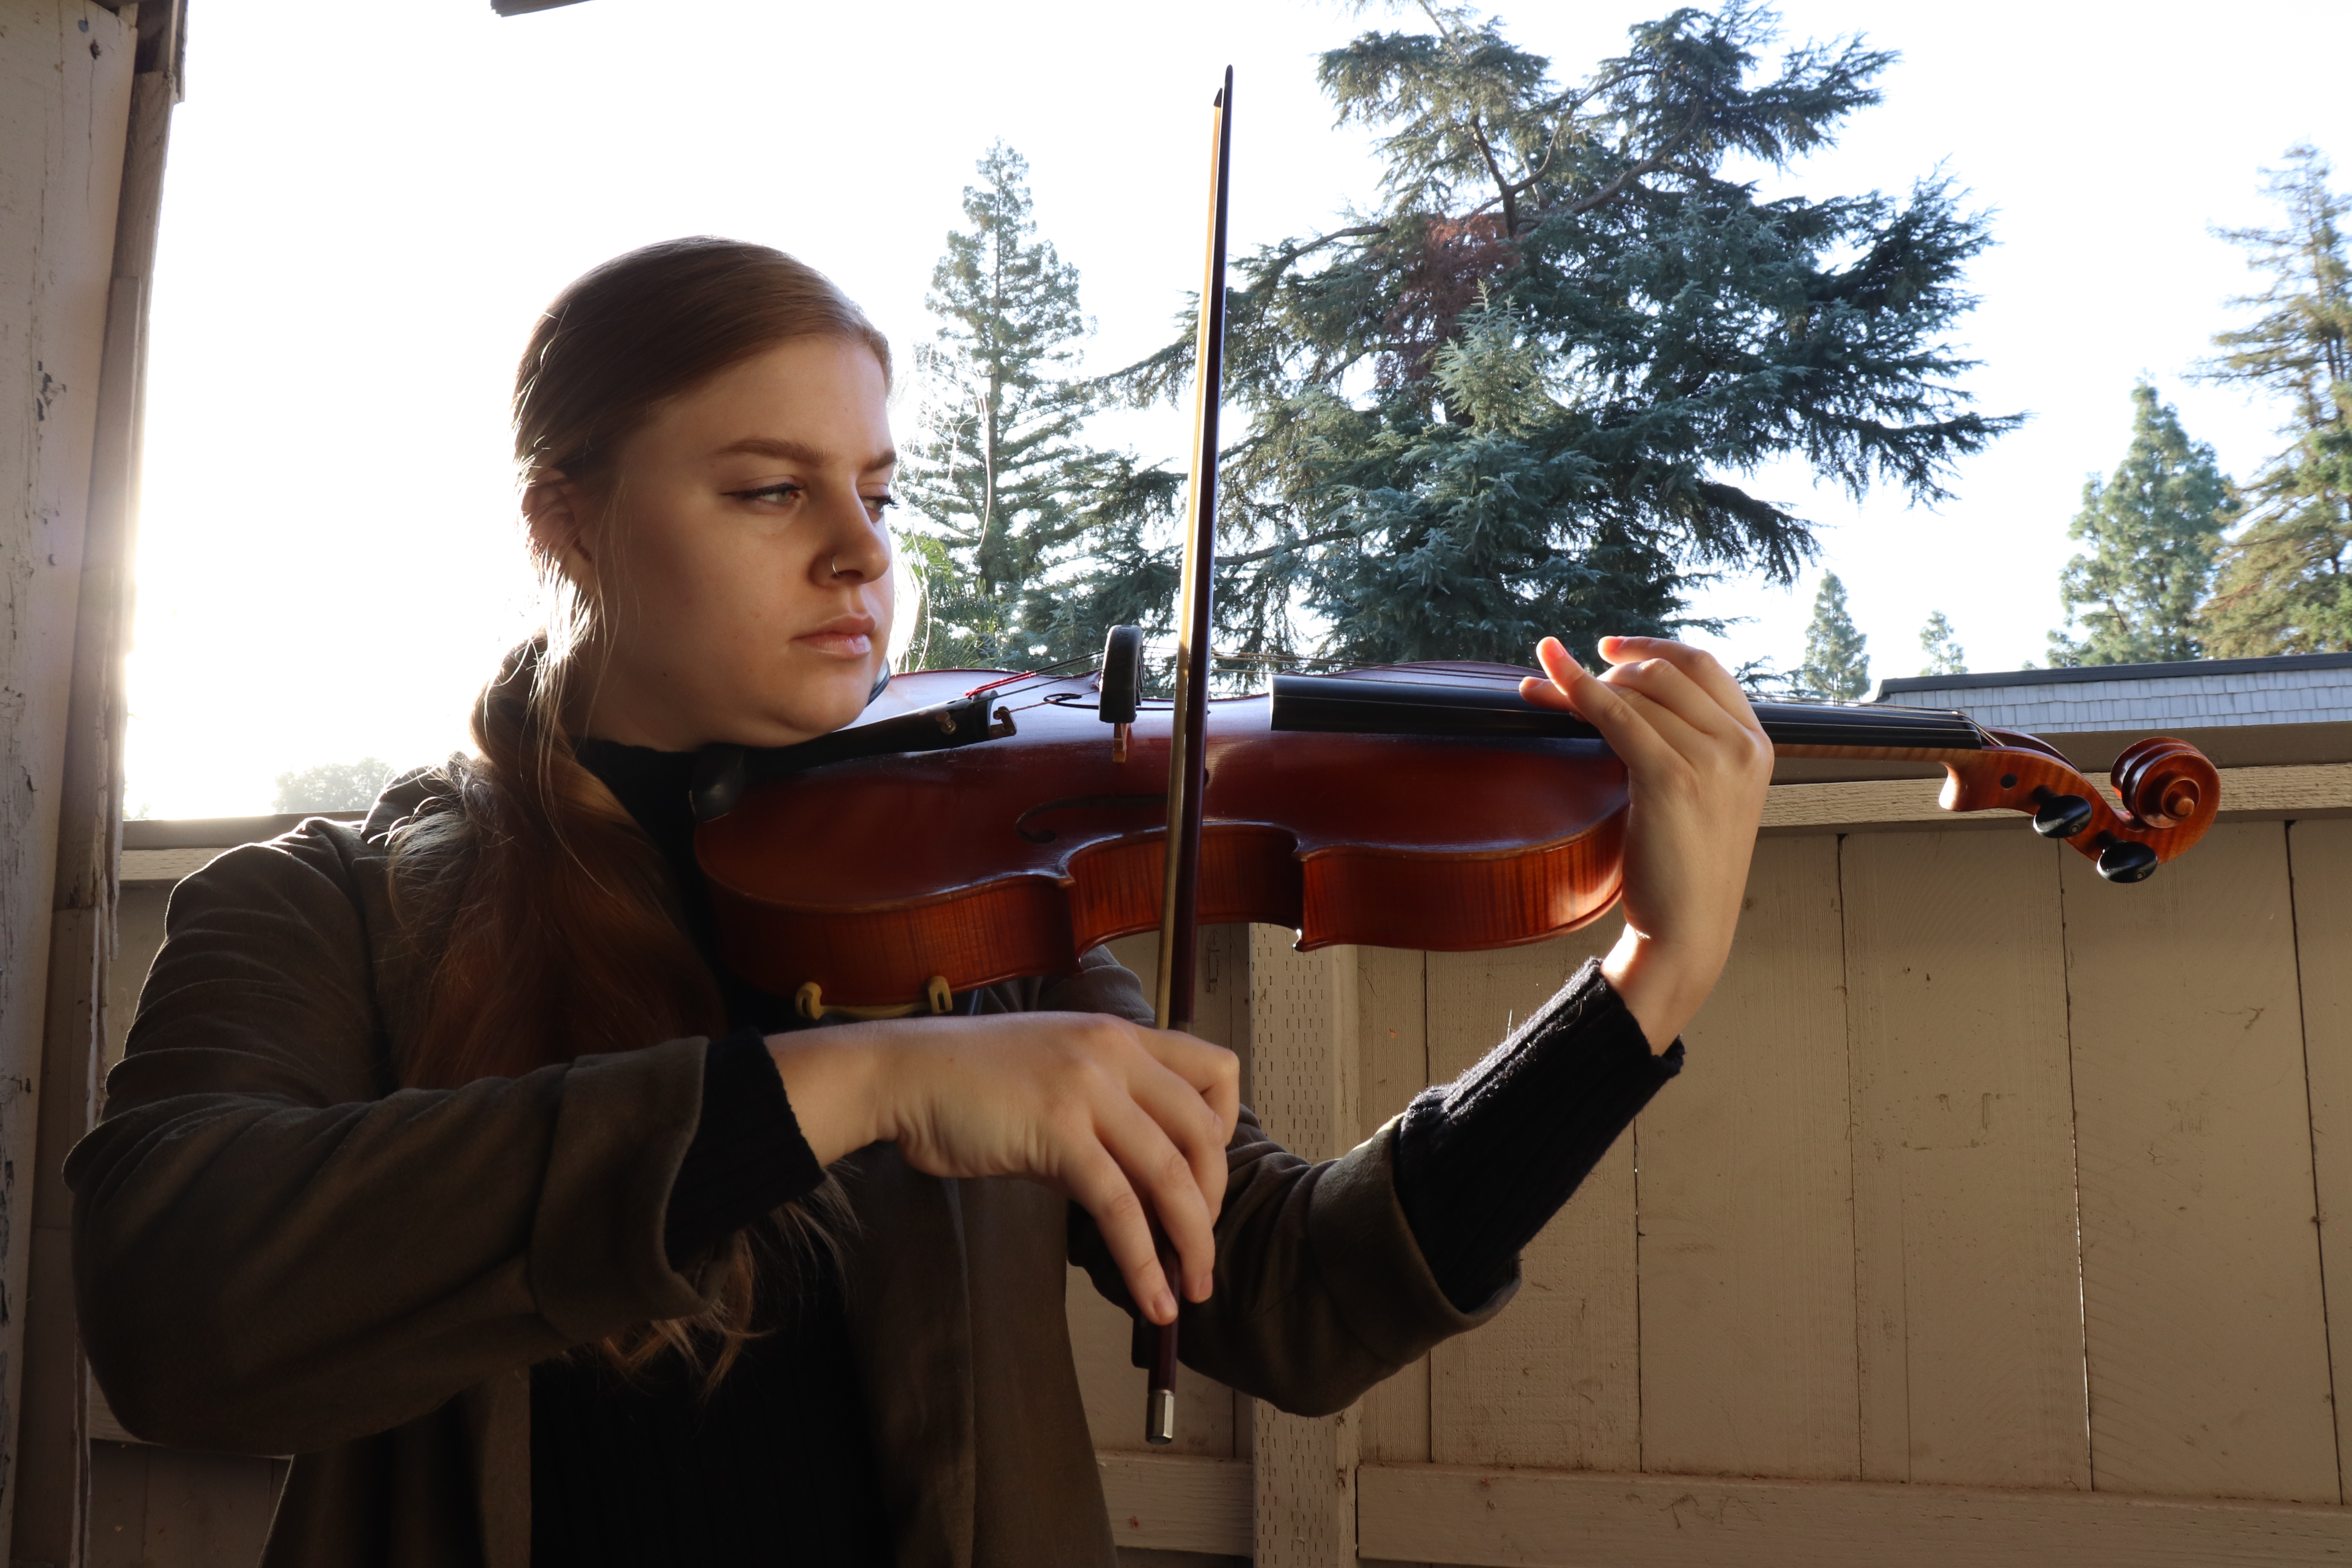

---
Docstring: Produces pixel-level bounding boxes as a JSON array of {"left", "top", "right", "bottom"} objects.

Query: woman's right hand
[{"left": 767, "top": 1013, "right": 1240, "bottom": 1325}]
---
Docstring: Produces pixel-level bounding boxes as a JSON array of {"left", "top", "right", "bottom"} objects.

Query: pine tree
[
  {"left": 1918, "top": 610, "right": 1966, "bottom": 675},
  {"left": 1080, "top": 2, "right": 2017, "bottom": 670},
  {"left": 273, "top": 757, "right": 394, "bottom": 813},
  {"left": 2046, "top": 383, "right": 2234, "bottom": 667},
  {"left": 2198, "top": 146, "right": 2352, "bottom": 656},
  {"left": 901, "top": 144, "right": 1098, "bottom": 669},
  {"left": 1797, "top": 572, "right": 1869, "bottom": 699}
]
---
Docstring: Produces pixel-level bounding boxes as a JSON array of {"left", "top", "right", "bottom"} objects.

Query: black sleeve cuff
[
  {"left": 1392, "top": 958, "right": 1683, "bottom": 1311},
  {"left": 662, "top": 1027, "right": 828, "bottom": 1268}
]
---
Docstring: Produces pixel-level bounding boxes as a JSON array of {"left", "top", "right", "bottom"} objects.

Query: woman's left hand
[{"left": 1519, "top": 635, "right": 1773, "bottom": 1049}]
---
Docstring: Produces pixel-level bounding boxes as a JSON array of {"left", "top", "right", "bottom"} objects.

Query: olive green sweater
[{"left": 67, "top": 776, "right": 1509, "bottom": 1567}]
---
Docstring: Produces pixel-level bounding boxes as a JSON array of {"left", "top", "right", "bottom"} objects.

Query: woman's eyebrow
[{"left": 713, "top": 436, "right": 897, "bottom": 473}]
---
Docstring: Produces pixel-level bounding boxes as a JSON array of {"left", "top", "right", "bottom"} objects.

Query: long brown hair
[{"left": 392, "top": 238, "right": 890, "bottom": 1382}]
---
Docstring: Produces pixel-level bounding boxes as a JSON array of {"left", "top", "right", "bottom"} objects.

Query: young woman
[{"left": 69, "top": 238, "right": 1773, "bottom": 1568}]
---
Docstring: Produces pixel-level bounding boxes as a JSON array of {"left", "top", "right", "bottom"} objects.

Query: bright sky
[{"left": 127, "top": 0, "right": 2352, "bottom": 817}]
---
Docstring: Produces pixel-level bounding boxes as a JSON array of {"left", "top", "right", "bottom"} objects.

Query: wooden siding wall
[
  {"left": 1085, "top": 803, "right": 2352, "bottom": 1566},
  {"left": 87, "top": 780, "right": 2352, "bottom": 1564}
]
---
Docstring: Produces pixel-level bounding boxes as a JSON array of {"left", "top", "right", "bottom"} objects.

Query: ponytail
[{"left": 394, "top": 639, "right": 794, "bottom": 1385}]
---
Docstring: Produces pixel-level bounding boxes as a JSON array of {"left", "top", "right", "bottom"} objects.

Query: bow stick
[{"left": 1146, "top": 65, "right": 1234, "bottom": 1448}]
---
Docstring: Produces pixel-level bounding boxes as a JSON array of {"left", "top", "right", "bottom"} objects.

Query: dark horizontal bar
[
  {"left": 1749, "top": 702, "right": 1988, "bottom": 750},
  {"left": 1270, "top": 672, "right": 1601, "bottom": 739},
  {"left": 1271, "top": 673, "right": 1986, "bottom": 752},
  {"left": 692, "top": 691, "right": 1000, "bottom": 819},
  {"left": 122, "top": 812, "right": 362, "bottom": 850}
]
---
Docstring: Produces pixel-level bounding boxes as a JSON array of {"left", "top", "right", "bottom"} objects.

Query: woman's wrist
[
  {"left": 766, "top": 1028, "right": 889, "bottom": 1168},
  {"left": 1599, "top": 926, "right": 1723, "bottom": 1051}
]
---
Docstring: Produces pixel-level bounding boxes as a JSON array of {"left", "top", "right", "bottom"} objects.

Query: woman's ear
[{"left": 523, "top": 472, "right": 597, "bottom": 593}]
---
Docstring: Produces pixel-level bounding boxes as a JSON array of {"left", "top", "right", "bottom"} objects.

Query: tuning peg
[
  {"left": 2096, "top": 842, "right": 2159, "bottom": 883},
  {"left": 2032, "top": 794, "right": 2095, "bottom": 839}
]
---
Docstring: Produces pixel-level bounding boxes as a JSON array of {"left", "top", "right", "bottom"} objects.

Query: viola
[
  {"left": 691, "top": 62, "right": 2227, "bottom": 1448},
  {"left": 678, "top": 44, "right": 2215, "bottom": 1012},
  {"left": 689, "top": 657, "right": 2222, "bottom": 1018}
]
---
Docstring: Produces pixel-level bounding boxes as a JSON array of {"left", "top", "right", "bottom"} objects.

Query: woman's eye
[
  {"left": 864, "top": 492, "right": 899, "bottom": 515},
  {"left": 732, "top": 482, "right": 803, "bottom": 506}
]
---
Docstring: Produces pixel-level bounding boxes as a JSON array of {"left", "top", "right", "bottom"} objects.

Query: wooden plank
[
  {"left": 1765, "top": 777, "right": 1967, "bottom": 833},
  {"left": 117, "top": 1446, "right": 280, "bottom": 1568},
  {"left": 1425, "top": 922, "right": 1634, "bottom": 1471},
  {"left": 2064, "top": 822, "right": 2338, "bottom": 1502},
  {"left": 118, "top": 846, "right": 225, "bottom": 884},
  {"left": 87, "top": 1374, "right": 138, "bottom": 1448},
  {"left": 87, "top": 1439, "right": 149, "bottom": 1568},
  {"left": 1356, "top": 944, "right": 1431, "bottom": 1469},
  {"left": 1762, "top": 763, "right": 2352, "bottom": 836},
  {"left": 1358, "top": 945, "right": 1427, "bottom": 1144},
  {"left": 1637, "top": 835, "right": 1857, "bottom": 1479},
  {"left": 1356, "top": 1462, "right": 2352, "bottom": 1567},
  {"left": 1249, "top": 929, "right": 1359, "bottom": 1568},
  {"left": 2292, "top": 818, "right": 2352, "bottom": 1503},
  {"left": 0, "top": 9, "right": 136, "bottom": 1563},
  {"left": 15, "top": 916, "right": 96, "bottom": 1568},
  {"left": 102, "top": 884, "right": 168, "bottom": 1074},
  {"left": 1843, "top": 829, "right": 2088, "bottom": 1488},
  {"left": 1096, "top": 1452, "right": 1252, "bottom": 1558},
  {"left": 2218, "top": 763, "right": 2352, "bottom": 817}
]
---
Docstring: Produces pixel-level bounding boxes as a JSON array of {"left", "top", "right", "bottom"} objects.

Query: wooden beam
[
  {"left": 1357, "top": 1463, "right": 2352, "bottom": 1566},
  {"left": 19, "top": 26, "right": 176, "bottom": 1563},
  {"left": 1094, "top": 1452, "right": 1251, "bottom": 1557},
  {"left": 0, "top": 7, "right": 137, "bottom": 1561},
  {"left": 108, "top": 766, "right": 2352, "bottom": 890},
  {"left": 1762, "top": 762, "right": 2352, "bottom": 837}
]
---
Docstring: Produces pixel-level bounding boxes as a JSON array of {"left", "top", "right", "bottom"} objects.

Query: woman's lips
[{"left": 795, "top": 616, "right": 875, "bottom": 659}]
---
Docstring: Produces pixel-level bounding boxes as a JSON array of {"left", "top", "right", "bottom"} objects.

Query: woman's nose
[{"left": 818, "top": 492, "right": 891, "bottom": 584}]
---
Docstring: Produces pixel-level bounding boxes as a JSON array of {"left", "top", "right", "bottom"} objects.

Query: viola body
[
  {"left": 697, "top": 668, "right": 1630, "bottom": 1009},
  {"left": 696, "top": 662, "right": 2221, "bottom": 1013}
]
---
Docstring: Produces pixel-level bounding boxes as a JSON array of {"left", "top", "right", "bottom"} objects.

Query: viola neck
[{"left": 1268, "top": 672, "right": 1993, "bottom": 755}]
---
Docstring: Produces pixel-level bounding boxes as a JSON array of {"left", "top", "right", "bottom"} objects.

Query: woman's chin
[{"left": 726, "top": 678, "right": 881, "bottom": 748}]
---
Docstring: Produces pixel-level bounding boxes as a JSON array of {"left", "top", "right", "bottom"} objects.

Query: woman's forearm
[{"left": 1390, "top": 958, "right": 1681, "bottom": 1310}]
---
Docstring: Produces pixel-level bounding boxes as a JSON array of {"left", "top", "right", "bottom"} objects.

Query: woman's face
[{"left": 537, "top": 336, "right": 898, "bottom": 751}]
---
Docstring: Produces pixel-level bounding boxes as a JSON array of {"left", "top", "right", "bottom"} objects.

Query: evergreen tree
[
  {"left": 274, "top": 757, "right": 394, "bottom": 813},
  {"left": 1077, "top": 2, "right": 2017, "bottom": 670},
  {"left": 2046, "top": 383, "right": 2233, "bottom": 666},
  {"left": 901, "top": 144, "right": 1098, "bottom": 668},
  {"left": 1918, "top": 610, "right": 1965, "bottom": 675},
  {"left": 2198, "top": 146, "right": 2352, "bottom": 656},
  {"left": 1797, "top": 572, "right": 1869, "bottom": 699}
]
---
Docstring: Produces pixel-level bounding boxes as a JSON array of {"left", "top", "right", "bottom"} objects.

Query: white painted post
[
  {"left": 0, "top": 4, "right": 141, "bottom": 1559},
  {"left": 1247, "top": 926, "right": 1359, "bottom": 1568}
]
